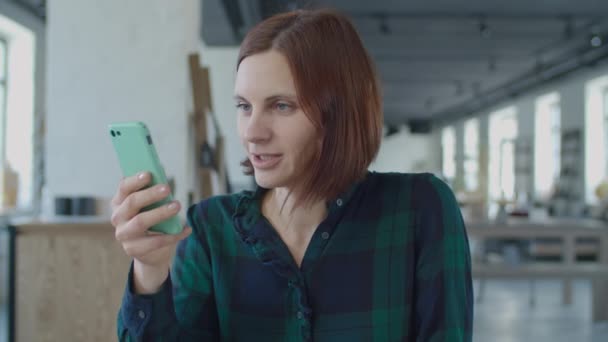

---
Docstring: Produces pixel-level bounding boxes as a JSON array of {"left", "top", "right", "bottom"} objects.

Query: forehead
[{"left": 235, "top": 50, "right": 297, "bottom": 98}]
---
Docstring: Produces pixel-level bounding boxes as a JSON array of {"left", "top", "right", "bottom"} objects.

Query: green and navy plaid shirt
[{"left": 118, "top": 172, "right": 473, "bottom": 341}]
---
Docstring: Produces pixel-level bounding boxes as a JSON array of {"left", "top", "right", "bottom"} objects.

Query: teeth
[{"left": 258, "top": 155, "right": 278, "bottom": 161}]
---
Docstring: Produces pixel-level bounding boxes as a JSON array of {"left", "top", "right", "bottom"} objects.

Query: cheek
[
  {"left": 292, "top": 132, "right": 320, "bottom": 160},
  {"left": 236, "top": 118, "right": 247, "bottom": 148}
]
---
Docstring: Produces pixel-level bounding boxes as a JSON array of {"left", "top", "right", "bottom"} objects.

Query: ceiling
[
  {"left": 12, "top": 0, "right": 45, "bottom": 20},
  {"left": 202, "top": 0, "right": 608, "bottom": 129},
  {"left": 15, "top": 0, "right": 607, "bottom": 128}
]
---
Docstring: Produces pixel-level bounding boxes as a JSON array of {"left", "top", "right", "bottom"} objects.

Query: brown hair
[{"left": 237, "top": 9, "right": 383, "bottom": 206}]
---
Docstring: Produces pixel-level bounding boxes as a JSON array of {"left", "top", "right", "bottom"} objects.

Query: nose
[{"left": 244, "top": 109, "right": 272, "bottom": 144}]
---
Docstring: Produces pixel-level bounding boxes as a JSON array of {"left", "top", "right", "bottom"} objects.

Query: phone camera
[
  {"left": 117, "top": 131, "right": 121, "bottom": 136},
  {"left": 110, "top": 130, "right": 115, "bottom": 137}
]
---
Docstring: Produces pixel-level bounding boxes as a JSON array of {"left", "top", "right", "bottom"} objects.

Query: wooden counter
[{"left": 7, "top": 218, "right": 131, "bottom": 342}]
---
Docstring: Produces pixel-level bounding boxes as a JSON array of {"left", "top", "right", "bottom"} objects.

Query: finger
[
  {"left": 111, "top": 184, "right": 172, "bottom": 228},
  {"left": 122, "top": 226, "right": 192, "bottom": 258},
  {"left": 115, "top": 200, "right": 181, "bottom": 241},
  {"left": 111, "top": 171, "right": 151, "bottom": 208}
]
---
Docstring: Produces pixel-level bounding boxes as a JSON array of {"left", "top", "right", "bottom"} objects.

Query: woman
[{"left": 114, "top": 9, "right": 473, "bottom": 341}]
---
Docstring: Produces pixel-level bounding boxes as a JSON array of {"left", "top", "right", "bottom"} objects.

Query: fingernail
[
  {"left": 138, "top": 172, "right": 146, "bottom": 179},
  {"left": 159, "top": 186, "right": 168, "bottom": 193},
  {"left": 168, "top": 202, "right": 178, "bottom": 210}
]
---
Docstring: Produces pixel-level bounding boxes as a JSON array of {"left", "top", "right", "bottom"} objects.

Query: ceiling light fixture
[
  {"left": 590, "top": 34, "right": 603, "bottom": 47},
  {"left": 590, "top": 25, "right": 603, "bottom": 48}
]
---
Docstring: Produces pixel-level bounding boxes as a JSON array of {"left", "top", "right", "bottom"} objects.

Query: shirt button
[
  {"left": 336, "top": 198, "right": 343, "bottom": 206},
  {"left": 297, "top": 311, "right": 304, "bottom": 320},
  {"left": 138, "top": 310, "right": 145, "bottom": 319},
  {"left": 321, "top": 232, "right": 330, "bottom": 240}
]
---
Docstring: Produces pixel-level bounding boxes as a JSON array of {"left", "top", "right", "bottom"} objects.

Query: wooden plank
[
  {"left": 188, "top": 53, "right": 213, "bottom": 200},
  {"left": 11, "top": 219, "right": 113, "bottom": 235},
  {"left": 15, "top": 224, "right": 131, "bottom": 341},
  {"left": 201, "top": 67, "right": 213, "bottom": 113},
  {"left": 192, "top": 110, "right": 207, "bottom": 146},
  {"left": 199, "top": 168, "right": 213, "bottom": 199},
  {"left": 189, "top": 54, "right": 208, "bottom": 150},
  {"left": 215, "top": 135, "right": 226, "bottom": 194},
  {"left": 188, "top": 54, "right": 206, "bottom": 115}
]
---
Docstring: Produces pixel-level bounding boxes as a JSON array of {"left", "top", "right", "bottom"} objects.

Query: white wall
[
  {"left": 370, "top": 126, "right": 440, "bottom": 174},
  {"left": 198, "top": 44, "right": 251, "bottom": 191},
  {"left": 45, "top": 0, "right": 201, "bottom": 218}
]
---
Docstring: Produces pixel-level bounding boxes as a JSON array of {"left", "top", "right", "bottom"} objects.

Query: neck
[{"left": 265, "top": 187, "right": 327, "bottom": 232}]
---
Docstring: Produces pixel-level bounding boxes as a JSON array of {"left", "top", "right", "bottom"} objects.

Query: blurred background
[{"left": 1, "top": 0, "right": 608, "bottom": 341}]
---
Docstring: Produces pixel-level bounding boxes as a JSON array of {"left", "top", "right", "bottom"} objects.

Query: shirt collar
[{"left": 234, "top": 171, "right": 369, "bottom": 219}]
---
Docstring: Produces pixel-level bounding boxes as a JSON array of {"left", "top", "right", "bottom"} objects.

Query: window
[
  {"left": 489, "top": 107, "right": 518, "bottom": 205},
  {"left": 0, "top": 14, "right": 36, "bottom": 213},
  {"left": 463, "top": 118, "right": 479, "bottom": 192},
  {"left": 534, "top": 93, "right": 561, "bottom": 202},
  {"left": 604, "top": 88, "right": 608, "bottom": 172},
  {"left": 0, "top": 38, "right": 6, "bottom": 158},
  {"left": 0, "top": 37, "right": 9, "bottom": 208},
  {"left": 584, "top": 74, "right": 608, "bottom": 204},
  {"left": 441, "top": 126, "right": 456, "bottom": 184}
]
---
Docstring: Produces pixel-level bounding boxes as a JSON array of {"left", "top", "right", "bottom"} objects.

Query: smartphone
[{"left": 108, "top": 121, "right": 182, "bottom": 234}]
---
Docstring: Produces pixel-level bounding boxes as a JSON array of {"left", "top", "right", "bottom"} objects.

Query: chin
[{"left": 253, "top": 170, "right": 289, "bottom": 189}]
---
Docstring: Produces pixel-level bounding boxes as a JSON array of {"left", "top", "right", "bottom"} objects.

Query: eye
[
  {"left": 275, "top": 102, "right": 292, "bottom": 112},
  {"left": 236, "top": 103, "right": 251, "bottom": 112}
]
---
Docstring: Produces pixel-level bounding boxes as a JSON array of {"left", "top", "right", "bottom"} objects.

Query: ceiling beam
[
  {"left": 11, "top": 0, "right": 45, "bottom": 20},
  {"left": 347, "top": 11, "right": 604, "bottom": 20},
  {"left": 433, "top": 36, "right": 608, "bottom": 126}
]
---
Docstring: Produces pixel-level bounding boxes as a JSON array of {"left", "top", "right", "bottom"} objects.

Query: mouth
[{"left": 251, "top": 153, "right": 283, "bottom": 170}]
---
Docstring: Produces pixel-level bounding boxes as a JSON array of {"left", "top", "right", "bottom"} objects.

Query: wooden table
[
  {"left": 466, "top": 217, "right": 608, "bottom": 322},
  {"left": 1, "top": 217, "right": 131, "bottom": 342}
]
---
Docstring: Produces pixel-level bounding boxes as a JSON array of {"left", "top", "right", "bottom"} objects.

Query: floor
[
  {"left": 0, "top": 306, "right": 5, "bottom": 342},
  {"left": 473, "top": 279, "right": 608, "bottom": 342},
  {"left": 0, "top": 280, "right": 607, "bottom": 341}
]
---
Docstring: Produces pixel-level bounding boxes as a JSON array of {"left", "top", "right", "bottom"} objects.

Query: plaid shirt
[{"left": 118, "top": 172, "right": 473, "bottom": 341}]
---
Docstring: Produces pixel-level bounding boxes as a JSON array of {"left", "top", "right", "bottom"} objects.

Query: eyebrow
[{"left": 234, "top": 94, "right": 297, "bottom": 103}]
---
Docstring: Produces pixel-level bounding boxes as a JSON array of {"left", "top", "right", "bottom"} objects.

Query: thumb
[{"left": 177, "top": 226, "right": 192, "bottom": 241}]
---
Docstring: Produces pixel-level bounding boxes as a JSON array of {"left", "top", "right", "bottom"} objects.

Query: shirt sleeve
[
  {"left": 413, "top": 174, "right": 474, "bottom": 341},
  {"left": 117, "top": 200, "right": 220, "bottom": 341}
]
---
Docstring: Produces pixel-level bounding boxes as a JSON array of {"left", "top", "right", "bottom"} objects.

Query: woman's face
[{"left": 235, "top": 50, "right": 320, "bottom": 190}]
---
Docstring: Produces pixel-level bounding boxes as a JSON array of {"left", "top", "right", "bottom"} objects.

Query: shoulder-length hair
[{"left": 237, "top": 9, "right": 383, "bottom": 206}]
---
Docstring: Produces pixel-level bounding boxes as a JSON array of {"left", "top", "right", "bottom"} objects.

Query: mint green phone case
[{"left": 108, "top": 121, "right": 182, "bottom": 234}]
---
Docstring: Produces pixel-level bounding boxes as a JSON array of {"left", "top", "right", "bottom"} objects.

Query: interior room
[{"left": 1, "top": 0, "right": 608, "bottom": 341}]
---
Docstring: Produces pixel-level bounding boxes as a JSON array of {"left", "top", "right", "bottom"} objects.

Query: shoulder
[
  {"left": 366, "top": 171, "right": 458, "bottom": 213},
  {"left": 367, "top": 171, "right": 452, "bottom": 196}
]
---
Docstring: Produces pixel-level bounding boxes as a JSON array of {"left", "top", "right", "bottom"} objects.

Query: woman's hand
[{"left": 111, "top": 171, "right": 192, "bottom": 294}]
